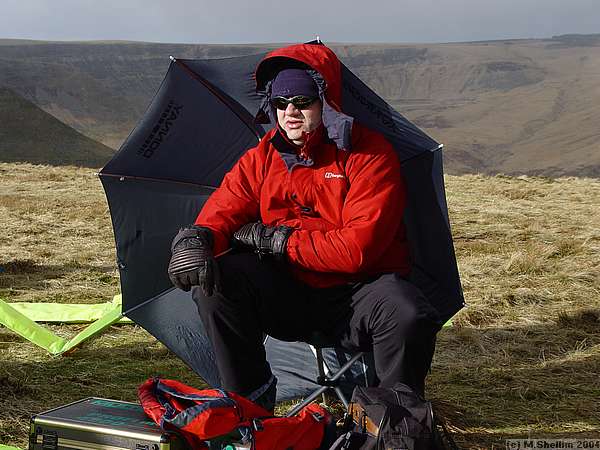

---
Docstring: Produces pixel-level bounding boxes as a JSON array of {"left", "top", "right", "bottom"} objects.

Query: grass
[{"left": 1, "top": 162, "right": 599, "bottom": 449}]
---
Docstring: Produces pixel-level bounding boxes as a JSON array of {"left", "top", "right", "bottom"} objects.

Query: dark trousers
[{"left": 193, "top": 252, "right": 441, "bottom": 397}]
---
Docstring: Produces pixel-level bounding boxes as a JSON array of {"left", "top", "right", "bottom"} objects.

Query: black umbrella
[{"left": 99, "top": 45, "right": 464, "bottom": 399}]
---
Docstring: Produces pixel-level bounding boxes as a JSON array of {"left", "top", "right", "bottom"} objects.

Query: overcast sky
[{"left": 1, "top": 0, "right": 598, "bottom": 44}]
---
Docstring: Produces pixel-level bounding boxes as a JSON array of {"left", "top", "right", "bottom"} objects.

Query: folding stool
[{"left": 286, "top": 340, "right": 367, "bottom": 417}]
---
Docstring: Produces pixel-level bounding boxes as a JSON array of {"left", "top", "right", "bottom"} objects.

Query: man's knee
[
  {"left": 213, "top": 251, "right": 291, "bottom": 299},
  {"left": 193, "top": 252, "right": 261, "bottom": 308},
  {"left": 376, "top": 296, "right": 419, "bottom": 338},
  {"left": 214, "top": 252, "right": 256, "bottom": 286},
  {"left": 368, "top": 275, "right": 438, "bottom": 338},
  {"left": 192, "top": 253, "right": 255, "bottom": 317}
]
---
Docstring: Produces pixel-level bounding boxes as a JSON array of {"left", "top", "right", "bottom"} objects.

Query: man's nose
[{"left": 285, "top": 102, "right": 300, "bottom": 115}]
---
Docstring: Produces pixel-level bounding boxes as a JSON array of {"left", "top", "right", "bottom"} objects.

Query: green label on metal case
[
  {"left": 90, "top": 399, "right": 142, "bottom": 412},
  {"left": 41, "top": 398, "right": 159, "bottom": 432},
  {"left": 80, "top": 411, "right": 156, "bottom": 428}
]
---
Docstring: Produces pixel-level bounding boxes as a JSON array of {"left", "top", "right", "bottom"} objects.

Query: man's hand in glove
[
  {"left": 232, "top": 222, "right": 293, "bottom": 260},
  {"left": 168, "top": 225, "right": 219, "bottom": 296}
]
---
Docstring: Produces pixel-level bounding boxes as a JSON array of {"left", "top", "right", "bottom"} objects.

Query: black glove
[
  {"left": 168, "top": 225, "right": 219, "bottom": 296},
  {"left": 232, "top": 222, "right": 293, "bottom": 260}
]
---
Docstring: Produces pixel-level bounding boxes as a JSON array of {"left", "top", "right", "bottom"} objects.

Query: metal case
[{"left": 29, "top": 397, "right": 187, "bottom": 450}]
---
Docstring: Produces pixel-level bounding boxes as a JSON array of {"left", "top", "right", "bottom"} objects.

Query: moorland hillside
[
  {"left": 0, "top": 34, "right": 599, "bottom": 176},
  {"left": 0, "top": 88, "right": 114, "bottom": 167}
]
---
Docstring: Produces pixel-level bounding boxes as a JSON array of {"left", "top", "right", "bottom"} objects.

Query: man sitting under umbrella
[{"left": 167, "top": 44, "right": 442, "bottom": 412}]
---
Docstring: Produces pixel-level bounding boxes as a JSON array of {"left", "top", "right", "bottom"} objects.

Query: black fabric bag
[{"left": 331, "top": 383, "right": 452, "bottom": 450}]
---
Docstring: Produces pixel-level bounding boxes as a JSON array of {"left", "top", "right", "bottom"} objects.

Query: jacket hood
[{"left": 254, "top": 43, "right": 354, "bottom": 151}]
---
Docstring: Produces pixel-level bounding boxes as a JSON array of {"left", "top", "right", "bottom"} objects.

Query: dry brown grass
[
  {"left": 429, "top": 174, "right": 600, "bottom": 448},
  {"left": 1, "top": 163, "right": 599, "bottom": 448},
  {"left": 0, "top": 163, "right": 118, "bottom": 304}
]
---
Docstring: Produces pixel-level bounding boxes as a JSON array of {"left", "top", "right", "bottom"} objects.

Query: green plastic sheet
[
  {"left": 7, "top": 297, "right": 130, "bottom": 324},
  {"left": 0, "top": 295, "right": 131, "bottom": 355},
  {"left": 0, "top": 444, "right": 22, "bottom": 450}
]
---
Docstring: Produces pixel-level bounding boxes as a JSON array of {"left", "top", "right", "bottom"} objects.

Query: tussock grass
[
  {"left": 1, "top": 163, "right": 599, "bottom": 448},
  {"left": 0, "top": 163, "right": 118, "bottom": 304}
]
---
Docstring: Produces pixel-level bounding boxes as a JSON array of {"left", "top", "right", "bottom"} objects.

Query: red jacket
[{"left": 195, "top": 44, "right": 410, "bottom": 288}]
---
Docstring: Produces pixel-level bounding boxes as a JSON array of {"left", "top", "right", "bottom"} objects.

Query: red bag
[{"left": 138, "top": 378, "right": 330, "bottom": 450}]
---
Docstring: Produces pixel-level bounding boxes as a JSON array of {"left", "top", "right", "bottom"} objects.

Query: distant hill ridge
[
  {"left": 0, "top": 35, "right": 599, "bottom": 176},
  {"left": 0, "top": 88, "right": 113, "bottom": 167}
]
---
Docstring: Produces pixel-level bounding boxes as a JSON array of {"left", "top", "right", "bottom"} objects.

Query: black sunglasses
[{"left": 271, "top": 95, "right": 318, "bottom": 110}]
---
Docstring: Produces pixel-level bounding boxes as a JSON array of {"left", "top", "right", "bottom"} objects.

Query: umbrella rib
[
  {"left": 121, "top": 248, "right": 233, "bottom": 316},
  {"left": 399, "top": 143, "right": 444, "bottom": 164},
  {"left": 173, "top": 58, "right": 262, "bottom": 142},
  {"left": 122, "top": 287, "right": 177, "bottom": 316},
  {"left": 97, "top": 172, "right": 216, "bottom": 191}
]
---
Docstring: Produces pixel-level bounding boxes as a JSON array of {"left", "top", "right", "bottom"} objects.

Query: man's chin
[{"left": 283, "top": 129, "right": 304, "bottom": 144}]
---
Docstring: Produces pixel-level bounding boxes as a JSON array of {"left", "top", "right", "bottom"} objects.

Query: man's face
[{"left": 276, "top": 99, "right": 323, "bottom": 146}]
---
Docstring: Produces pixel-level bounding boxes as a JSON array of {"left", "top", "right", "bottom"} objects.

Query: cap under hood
[{"left": 254, "top": 43, "right": 354, "bottom": 151}]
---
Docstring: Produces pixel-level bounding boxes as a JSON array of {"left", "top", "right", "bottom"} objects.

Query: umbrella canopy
[{"left": 99, "top": 44, "right": 464, "bottom": 399}]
